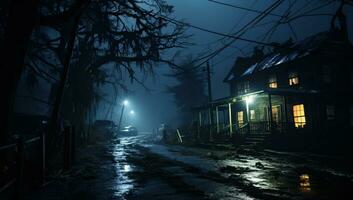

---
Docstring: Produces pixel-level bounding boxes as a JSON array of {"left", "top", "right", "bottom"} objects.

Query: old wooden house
[{"left": 194, "top": 30, "right": 353, "bottom": 147}]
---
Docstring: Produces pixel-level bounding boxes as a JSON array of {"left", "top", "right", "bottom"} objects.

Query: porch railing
[
  {"left": 249, "top": 121, "right": 271, "bottom": 133},
  {"left": 198, "top": 121, "right": 303, "bottom": 138}
]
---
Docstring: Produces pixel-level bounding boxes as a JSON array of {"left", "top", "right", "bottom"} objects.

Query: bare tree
[{"left": 0, "top": 0, "right": 187, "bottom": 143}]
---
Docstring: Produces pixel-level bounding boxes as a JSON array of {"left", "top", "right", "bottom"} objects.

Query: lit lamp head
[
  {"left": 129, "top": 110, "right": 135, "bottom": 115},
  {"left": 123, "top": 100, "right": 129, "bottom": 106},
  {"left": 245, "top": 95, "right": 255, "bottom": 105}
]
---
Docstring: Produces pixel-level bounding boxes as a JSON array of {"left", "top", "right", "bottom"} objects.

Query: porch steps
[{"left": 240, "top": 133, "right": 270, "bottom": 149}]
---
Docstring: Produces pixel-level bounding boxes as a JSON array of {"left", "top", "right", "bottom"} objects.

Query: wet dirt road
[{"left": 27, "top": 133, "right": 353, "bottom": 200}]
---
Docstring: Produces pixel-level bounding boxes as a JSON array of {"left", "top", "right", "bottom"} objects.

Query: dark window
[
  {"left": 326, "top": 105, "right": 335, "bottom": 120},
  {"left": 237, "top": 83, "right": 243, "bottom": 94},
  {"left": 244, "top": 81, "right": 250, "bottom": 93},
  {"left": 322, "top": 65, "right": 331, "bottom": 83},
  {"left": 237, "top": 81, "right": 250, "bottom": 94}
]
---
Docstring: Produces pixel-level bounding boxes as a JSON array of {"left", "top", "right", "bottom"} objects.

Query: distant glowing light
[
  {"left": 123, "top": 100, "right": 129, "bottom": 106},
  {"left": 129, "top": 110, "right": 135, "bottom": 115},
  {"left": 299, "top": 174, "right": 311, "bottom": 192}
]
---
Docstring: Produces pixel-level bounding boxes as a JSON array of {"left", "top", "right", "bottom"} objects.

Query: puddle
[{"left": 110, "top": 137, "right": 138, "bottom": 198}]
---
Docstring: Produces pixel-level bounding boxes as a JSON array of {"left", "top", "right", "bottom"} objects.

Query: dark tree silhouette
[
  {"left": 0, "top": 0, "right": 187, "bottom": 144},
  {"left": 167, "top": 56, "right": 208, "bottom": 125}
]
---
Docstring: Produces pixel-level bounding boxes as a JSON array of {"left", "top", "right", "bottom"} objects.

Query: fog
[{"left": 95, "top": 0, "right": 353, "bottom": 131}]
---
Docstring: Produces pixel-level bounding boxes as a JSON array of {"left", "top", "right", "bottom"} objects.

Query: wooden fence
[{"left": 0, "top": 126, "right": 75, "bottom": 199}]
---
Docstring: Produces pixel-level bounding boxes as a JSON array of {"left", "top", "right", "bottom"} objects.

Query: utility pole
[
  {"left": 206, "top": 62, "right": 213, "bottom": 141},
  {"left": 117, "top": 104, "right": 125, "bottom": 132},
  {"left": 206, "top": 62, "right": 213, "bottom": 102}
]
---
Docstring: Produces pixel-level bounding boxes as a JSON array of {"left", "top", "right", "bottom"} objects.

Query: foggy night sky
[{"left": 98, "top": 0, "right": 353, "bottom": 131}]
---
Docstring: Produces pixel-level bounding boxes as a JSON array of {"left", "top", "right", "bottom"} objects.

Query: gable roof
[{"left": 225, "top": 30, "right": 352, "bottom": 82}]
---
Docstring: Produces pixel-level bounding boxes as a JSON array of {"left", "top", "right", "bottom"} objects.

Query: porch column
[
  {"left": 228, "top": 103, "right": 233, "bottom": 136},
  {"left": 208, "top": 107, "right": 213, "bottom": 141},
  {"left": 198, "top": 111, "right": 202, "bottom": 139},
  {"left": 246, "top": 100, "right": 250, "bottom": 123},
  {"left": 268, "top": 94, "right": 273, "bottom": 133},
  {"left": 283, "top": 96, "right": 288, "bottom": 122},
  {"left": 216, "top": 106, "right": 220, "bottom": 133},
  {"left": 283, "top": 96, "right": 288, "bottom": 133},
  {"left": 199, "top": 111, "right": 202, "bottom": 126}
]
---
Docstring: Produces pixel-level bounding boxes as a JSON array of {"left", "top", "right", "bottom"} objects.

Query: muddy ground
[{"left": 25, "top": 133, "right": 353, "bottom": 200}]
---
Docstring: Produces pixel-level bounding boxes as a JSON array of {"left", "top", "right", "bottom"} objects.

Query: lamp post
[{"left": 118, "top": 100, "right": 129, "bottom": 131}]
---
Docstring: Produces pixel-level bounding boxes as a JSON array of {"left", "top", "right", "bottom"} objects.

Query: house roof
[{"left": 226, "top": 30, "right": 352, "bottom": 82}]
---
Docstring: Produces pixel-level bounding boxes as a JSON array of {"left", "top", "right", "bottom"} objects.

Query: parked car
[
  {"left": 93, "top": 120, "right": 117, "bottom": 134},
  {"left": 119, "top": 125, "right": 138, "bottom": 136}
]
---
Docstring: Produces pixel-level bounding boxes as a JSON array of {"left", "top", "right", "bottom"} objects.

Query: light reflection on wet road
[
  {"left": 108, "top": 133, "right": 352, "bottom": 200},
  {"left": 110, "top": 136, "right": 143, "bottom": 199}
]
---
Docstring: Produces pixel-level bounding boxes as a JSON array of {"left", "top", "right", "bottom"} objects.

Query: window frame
[
  {"left": 292, "top": 104, "right": 306, "bottom": 128},
  {"left": 268, "top": 75, "right": 278, "bottom": 88},
  {"left": 250, "top": 109, "right": 256, "bottom": 121},
  {"left": 326, "top": 105, "right": 335, "bottom": 120},
  {"left": 322, "top": 65, "right": 331, "bottom": 83},
  {"left": 244, "top": 80, "right": 250, "bottom": 93},
  {"left": 289, "top": 72, "right": 299, "bottom": 86},
  {"left": 237, "top": 111, "right": 244, "bottom": 126}
]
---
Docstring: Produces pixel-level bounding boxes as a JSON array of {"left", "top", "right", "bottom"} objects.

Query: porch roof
[{"left": 192, "top": 88, "right": 318, "bottom": 111}]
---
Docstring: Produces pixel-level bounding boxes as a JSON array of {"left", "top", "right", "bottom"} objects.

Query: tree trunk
[
  {"left": 48, "top": 13, "right": 82, "bottom": 145},
  {"left": 331, "top": 0, "right": 348, "bottom": 40},
  {"left": 0, "top": 0, "right": 40, "bottom": 144}
]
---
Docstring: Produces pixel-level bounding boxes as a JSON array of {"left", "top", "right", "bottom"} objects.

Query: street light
[
  {"left": 129, "top": 110, "right": 135, "bottom": 115},
  {"left": 123, "top": 99, "right": 129, "bottom": 106}
]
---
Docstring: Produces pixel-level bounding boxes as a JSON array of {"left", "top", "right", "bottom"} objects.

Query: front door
[{"left": 272, "top": 106, "right": 281, "bottom": 124}]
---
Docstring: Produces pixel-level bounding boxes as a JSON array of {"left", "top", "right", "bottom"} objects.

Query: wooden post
[
  {"left": 216, "top": 106, "right": 219, "bottom": 134},
  {"left": 15, "top": 136, "right": 24, "bottom": 200},
  {"left": 208, "top": 107, "right": 213, "bottom": 141},
  {"left": 283, "top": 96, "right": 288, "bottom": 133},
  {"left": 176, "top": 129, "right": 183, "bottom": 143},
  {"left": 71, "top": 126, "right": 76, "bottom": 165},
  {"left": 63, "top": 127, "right": 71, "bottom": 170},
  {"left": 268, "top": 94, "right": 273, "bottom": 133},
  {"left": 40, "top": 131, "right": 45, "bottom": 185},
  {"left": 198, "top": 111, "right": 202, "bottom": 139},
  {"left": 228, "top": 103, "right": 233, "bottom": 136}
]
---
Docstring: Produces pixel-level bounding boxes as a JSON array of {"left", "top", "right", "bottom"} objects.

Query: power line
[
  {"left": 183, "top": 0, "right": 284, "bottom": 67},
  {"left": 160, "top": 16, "right": 281, "bottom": 47},
  {"left": 163, "top": 0, "right": 285, "bottom": 77},
  {"left": 182, "top": 0, "right": 285, "bottom": 74},
  {"left": 208, "top": 0, "right": 285, "bottom": 18},
  {"left": 193, "top": 0, "right": 259, "bottom": 50}
]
